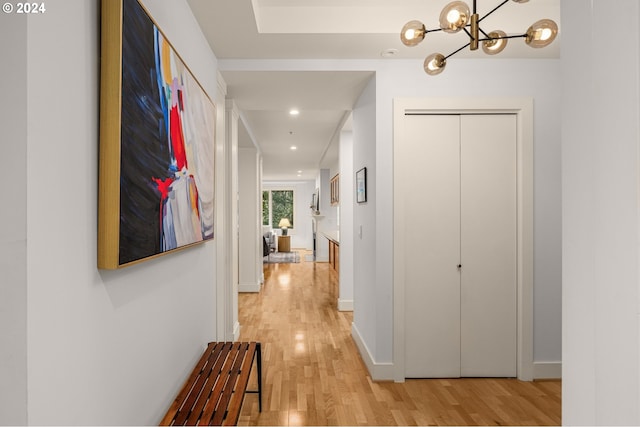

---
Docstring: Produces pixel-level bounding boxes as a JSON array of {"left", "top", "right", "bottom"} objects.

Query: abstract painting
[{"left": 99, "top": 0, "right": 215, "bottom": 269}]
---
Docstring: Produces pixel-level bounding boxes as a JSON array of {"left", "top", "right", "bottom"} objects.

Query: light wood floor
[{"left": 237, "top": 250, "right": 561, "bottom": 426}]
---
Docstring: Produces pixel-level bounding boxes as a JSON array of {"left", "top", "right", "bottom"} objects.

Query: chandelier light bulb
[
  {"left": 482, "top": 30, "right": 508, "bottom": 55},
  {"left": 447, "top": 10, "right": 461, "bottom": 24},
  {"left": 401, "top": 20, "right": 426, "bottom": 46},
  {"left": 424, "top": 53, "right": 446, "bottom": 76},
  {"left": 439, "top": 1, "right": 470, "bottom": 33},
  {"left": 526, "top": 19, "right": 558, "bottom": 48}
]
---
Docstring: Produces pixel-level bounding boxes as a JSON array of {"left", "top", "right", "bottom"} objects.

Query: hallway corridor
[{"left": 237, "top": 252, "right": 560, "bottom": 426}]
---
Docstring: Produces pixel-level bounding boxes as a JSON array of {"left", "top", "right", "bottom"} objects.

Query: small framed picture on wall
[{"left": 356, "top": 167, "right": 367, "bottom": 203}]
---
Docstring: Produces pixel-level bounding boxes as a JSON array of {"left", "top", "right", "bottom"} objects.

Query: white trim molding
[
  {"left": 352, "top": 323, "right": 394, "bottom": 381},
  {"left": 238, "top": 282, "right": 261, "bottom": 293},
  {"left": 232, "top": 321, "right": 241, "bottom": 342},
  {"left": 337, "top": 299, "right": 353, "bottom": 311},
  {"left": 393, "top": 97, "right": 535, "bottom": 382},
  {"left": 214, "top": 74, "right": 229, "bottom": 342}
]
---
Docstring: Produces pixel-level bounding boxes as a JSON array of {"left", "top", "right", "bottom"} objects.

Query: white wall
[
  {"left": 0, "top": 11, "right": 27, "bottom": 426},
  {"left": 339, "top": 130, "right": 354, "bottom": 311},
  {"left": 351, "top": 76, "right": 384, "bottom": 365},
  {"left": 18, "top": 1, "right": 222, "bottom": 424},
  {"left": 214, "top": 74, "right": 231, "bottom": 340},
  {"left": 315, "top": 169, "right": 335, "bottom": 262},
  {"left": 362, "top": 59, "right": 562, "bottom": 377},
  {"left": 225, "top": 100, "right": 240, "bottom": 340},
  {"left": 562, "top": 0, "right": 640, "bottom": 424},
  {"left": 239, "top": 147, "right": 262, "bottom": 292},
  {"left": 263, "top": 181, "right": 315, "bottom": 250}
]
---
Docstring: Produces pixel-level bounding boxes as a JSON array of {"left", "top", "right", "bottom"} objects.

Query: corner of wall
[
  {"left": 239, "top": 283, "right": 262, "bottom": 293},
  {"left": 337, "top": 299, "right": 354, "bottom": 311},
  {"left": 0, "top": 9, "right": 28, "bottom": 426},
  {"left": 351, "top": 323, "right": 394, "bottom": 381},
  {"left": 533, "top": 362, "right": 562, "bottom": 380}
]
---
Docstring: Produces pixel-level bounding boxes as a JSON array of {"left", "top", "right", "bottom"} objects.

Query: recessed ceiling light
[
  {"left": 290, "top": 109, "right": 300, "bottom": 116},
  {"left": 381, "top": 48, "right": 399, "bottom": 58},
  {"left": 297, "top": 170, "right": 302, "bottom": 173},
  {"left": 290, "top": 145, "right": 297, "bottom": 150}
]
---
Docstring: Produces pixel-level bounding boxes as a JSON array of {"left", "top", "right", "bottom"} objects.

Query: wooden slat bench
[{"left": 160, "top": 342, "right": 262, "bottom": 426}]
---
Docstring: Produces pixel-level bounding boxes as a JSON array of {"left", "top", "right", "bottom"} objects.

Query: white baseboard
[
  {"left": 238, "top": 282, "right": 261, "bottom": 293},
  {"left": 351, "top": 323, "right": 394, "bottom": 381},
  {"left": 338, "top": 299, "right": 353, "bottom": 311},
  {"left": 533, "top": 362, "right": 562, "bottom": 379},
  {"left": 232, "top": 321, "right": 240, "bottom": 341}
]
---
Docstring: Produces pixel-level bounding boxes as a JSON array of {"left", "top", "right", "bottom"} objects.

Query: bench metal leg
[
  {"left": 256, "top": 342, "right": 262, "bottom": 412},
  {"left": 246, "top": 342, "right": 263, "bottom": 413}
]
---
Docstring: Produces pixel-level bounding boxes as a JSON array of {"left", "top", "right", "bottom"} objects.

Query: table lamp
[{"left": 278, "top": 218, "right": 292, "bottom": 236}]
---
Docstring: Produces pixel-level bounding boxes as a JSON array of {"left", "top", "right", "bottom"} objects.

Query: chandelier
[{"left": 400, "top": 0, "right": 558, "bottom": 76}]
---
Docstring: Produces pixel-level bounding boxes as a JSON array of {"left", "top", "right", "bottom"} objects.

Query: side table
[{"left": 277, "top": 235, "right": 291, "bottom": 252}]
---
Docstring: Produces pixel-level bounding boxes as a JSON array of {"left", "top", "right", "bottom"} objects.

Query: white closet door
[
  {"left": 403, "top": 115, "right": 461, "bottom": 378},
  {"left": 402, "top": 113, "right": 517, "bottom": 378},
  {"left": 460, "top": 114, "right": 517, "bottom": 377}
]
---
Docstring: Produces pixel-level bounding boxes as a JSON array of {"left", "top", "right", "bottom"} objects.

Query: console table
[{"left": 323, "top": 231, "right": 339, "bottom": 273}]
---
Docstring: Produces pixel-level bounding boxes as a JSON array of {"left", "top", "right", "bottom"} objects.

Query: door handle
[{"left": 457, "top": 264, "right": 462, "bottom": 269}]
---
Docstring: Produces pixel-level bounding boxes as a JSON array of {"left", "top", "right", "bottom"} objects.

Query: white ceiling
[
  {"left": 224, "top": 70, "right": 372, "bottom": 181},
  {"left": 186, "top": 0, "right": 560, "bottom": 181}
]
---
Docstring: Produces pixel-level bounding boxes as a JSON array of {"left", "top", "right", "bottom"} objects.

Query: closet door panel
[
  {"left": 403, "top": 115, "right": 461, "bottom": 378},
  {"left": 460, "top": 114, "right": 517, "bottom": 377}
]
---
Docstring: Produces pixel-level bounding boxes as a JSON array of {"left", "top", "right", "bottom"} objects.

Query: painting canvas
[
  {"left": 99, "top": 0, "right": 215, "bottom": 269},
  {"left": 311, "top": 188, "right": 320, "bottom": 213}
]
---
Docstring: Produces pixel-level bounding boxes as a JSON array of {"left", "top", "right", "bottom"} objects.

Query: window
[
  {"left": 262, "top": 189, "right": 294, "bottom": 228},
  {"left": 262, "top": 191, "right": 269, "bottom": 226}
]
